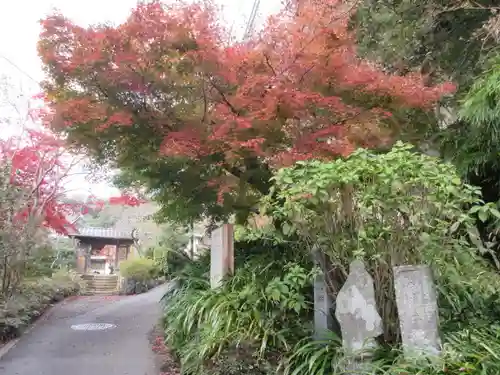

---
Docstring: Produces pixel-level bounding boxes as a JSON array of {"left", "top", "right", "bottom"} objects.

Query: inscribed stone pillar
[
  {"left": 335, "top": 260, "right": 382, "bottom": 372},
  {"left": 313, "top": 271, "right": 334, "bottom": 340},
  {"left": 312, "top": 248, "right": 334, "bottom": 340},
  {"left": 393, "top": 265, "right": 441, "bottom": 358},
  {"left": 210, "top": 224, "right": 234, "bottom": 288}
]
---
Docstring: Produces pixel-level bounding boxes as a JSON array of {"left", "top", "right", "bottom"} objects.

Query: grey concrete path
[{"left": 0, "top": 284, "right": 170, "bottom": 375}]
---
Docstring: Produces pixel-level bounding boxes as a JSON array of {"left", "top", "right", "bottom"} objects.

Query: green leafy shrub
[
  {"left": 268, "top": 141, "right": 498, "bottom": 343},
  {"left": 162, "top": 237, "right": 310, "bottom": 293},
  {"left": 253, "top": 141, "right": 500, "bottom": 374},
  {"left": 145, "top": 224, "right": 191, "bottom": 277},
  {"left": 167, "top": 249, "right": 211, "bottom": 292},
  {"left": 160, "top": 232, "right": 317, "bottom": 374},
  {"left": 119, "top": 258, "right": 157, "bottom": 282},
  {"left": 24, "top": 245, "right": 59, "bottom": 278},
  {"left": 156, "top": 248, "right": 194, "bottom": 279},
  {"left": 0, "top": 271, "right": 80, "bottom": 342}
]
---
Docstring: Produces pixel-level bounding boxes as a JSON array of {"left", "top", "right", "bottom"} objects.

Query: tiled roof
[{"left": 68, "top": 227, "right": 134, "bottom": 240}]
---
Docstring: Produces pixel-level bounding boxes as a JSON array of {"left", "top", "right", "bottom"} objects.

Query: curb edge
[
  {"left": 0, "top": 338, "right": 20, "bottom": 360},
  {"left": 0, "top": 300, "right": 61, "bottom": 361}
]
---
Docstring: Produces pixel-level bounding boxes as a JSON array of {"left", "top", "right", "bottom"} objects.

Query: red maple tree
[
  {"left": 37, "top": 0, "right": 455, "bottom": 208},
  {"left": 0, "top": 128, "right": 144, "bottom": 235},
  {"left": 0, "top": 129, "right": 77, "bottom": 233}
]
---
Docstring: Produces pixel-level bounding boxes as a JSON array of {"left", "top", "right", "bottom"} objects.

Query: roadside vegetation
[{"left": 157, "top": 144, "right": 500, "bottom": 375}]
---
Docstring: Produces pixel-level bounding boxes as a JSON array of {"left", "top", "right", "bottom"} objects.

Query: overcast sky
[{"left": 0, "top": 0, "right": 281, "bottom": 198}]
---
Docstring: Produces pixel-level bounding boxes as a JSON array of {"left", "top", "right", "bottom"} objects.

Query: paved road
[{"left": 0, "top": 284, "right": 170, "bottom": 375}]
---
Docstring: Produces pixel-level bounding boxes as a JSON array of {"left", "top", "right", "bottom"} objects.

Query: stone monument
[
  {"left": 335, "top": 260, "right": 382, "bottom": 370},
  {"left": 210, "top": 224, "right": 234, "bottom": 288},
  {"left": 312, "top": 247, "right": 335, "bottom": 340},
  {"left": 313, "top": 271, "right": 335, "bottom": 339},
  {"left": 393, "top": 265, "right": 441, "bottom": 358}
]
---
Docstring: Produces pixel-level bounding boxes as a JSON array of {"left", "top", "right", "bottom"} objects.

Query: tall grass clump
[{"left": 163, "top": 238, "right": 315, "bottom": 375}]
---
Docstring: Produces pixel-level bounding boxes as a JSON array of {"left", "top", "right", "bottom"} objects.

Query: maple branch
[
  {"left": 298, "top": 64, "right": 317, "bottom": 84},
  {"left": 437, "top": 2, "right": 500, "bottom": 15},
  {"left": 222, "top": 157, "right": 273, "bottom": 196},
  {"left": 201, "top": 80, "right": 209, "bottom": 123},
  {"left": 207, "top": 78, "right": 241, "bottom": 116},
  {"left": 33, "top": 177, "right": 59, "bottom": 220},
  {"left": 264, "top": 53, "right": 277, "bottom": 76},
  {"left": 27, "top": 149, "right": 57, "bottom": 202},
  {"left": 92, "top": 77, "right": 181, "bottom": 135}
]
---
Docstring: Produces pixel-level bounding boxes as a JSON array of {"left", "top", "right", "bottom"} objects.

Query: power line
[
  {"left": 243, "top": 0, "right": 261, "bottom": 41},
  {"left": 0, "top": 54, "right": 39, "bottom": 86}
]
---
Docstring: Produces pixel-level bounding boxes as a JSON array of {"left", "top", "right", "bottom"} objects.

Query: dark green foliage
[
  {"left": 234, "top": 237, "right": 311, "bottom": 268},
  {"left": 282, "top": 305, "right": 500, "bottom": 375},
  {"left": 114, "top": 160, "right": 235, "bottom": 224},
  {"left": 172, "top": 251, "right": 211, "bottom": 288},
  {"left": 164, "top": 262, "right": 315, "bottom": 375},
  {"left": 156, "top": 249, "right": 193, "bottom": 279},
  {"left": 156, "top": 225, "right": 191, "bottom": 253},
  {"left": 371, "top": 326, "right": 500, "bottom": 374},
  {"left": 120, "top": 258, "right": 158, "bottom": 282},
  {"left": 23, "top": 244, "right": 76, "bottom": 278},
  {"left": 437, "top": 266, "right": 500, "bottom": 333},
  {"left": 159, "top": 186, "right": 500, "bottom": 375},
  {"left": 440, "top": 53, "right": 500, "bottom": 260},
  {"left": 161, "top": 236, "right": 312, "bottom": 286},
  {"left": 354, "top": 0, "right": 498, "bottom": 87},
  {"left": 23, "top": 245, "right": 58, "bottom": 278},
  {"left": 145, "top": 224, "right": 192, "bottom": 280},
  {"left": 444, "top": 54, "right": 500, "bottom": 181}
]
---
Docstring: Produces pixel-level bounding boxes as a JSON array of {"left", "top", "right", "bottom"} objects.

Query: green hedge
[
  {"left": 120, "top": 258, "right": 158, "bottom": 281},
  {"left": 0, "top": 272, "right": 80, "bottom": 343}
]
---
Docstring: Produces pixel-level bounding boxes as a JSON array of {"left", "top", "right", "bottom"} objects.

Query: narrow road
[{"left": 0, "top": 284, "right": 170, "bottom": 375}]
